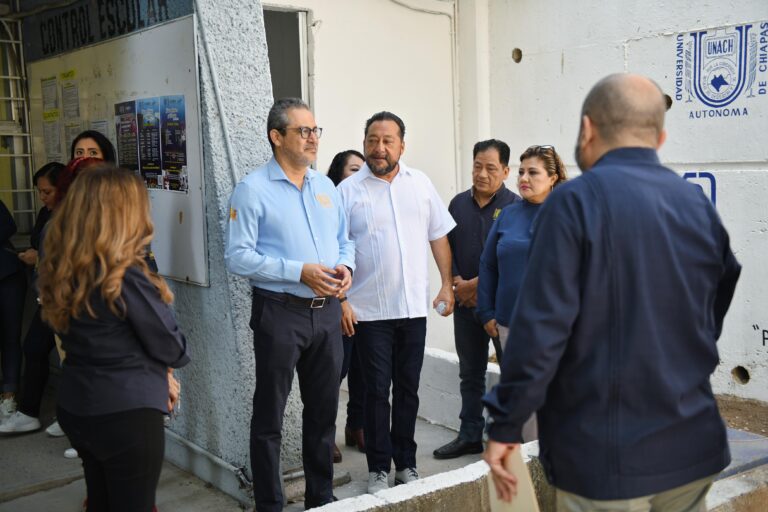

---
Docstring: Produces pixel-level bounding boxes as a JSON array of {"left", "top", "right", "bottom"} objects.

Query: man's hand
[
  {"left": 167, "top": 369, "right": 180, "bottom": 413},
  {"left": 484, "top": 440, "right": 519, "bottom": 502},
  {"left": 18, "top": 248, "right": 38, "bottom": 266},
  {"left": 334, "top": 265, "right": 352, "bottom": 297},
  {"left": 484, "top": 319, "right": 499, "bottom": 338},
  {"left": 453, "top": 276, "right": 478, "bottom": 308},
  {"left": 432, "top": 283, "right": 455, "bottom": 316},
  {"left": 341, "top": 300, "right": 357, "bottom": 336},
  {"left": 301, "top": 263, "right": 342, "bottom": 296}
]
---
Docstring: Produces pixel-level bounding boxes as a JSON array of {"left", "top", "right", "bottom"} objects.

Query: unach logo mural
[{"left": 675, "top": 21, "right": 768, "bottom": 119}]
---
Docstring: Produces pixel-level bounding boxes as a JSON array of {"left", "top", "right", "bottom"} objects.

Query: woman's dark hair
[
  {"left": 33, "top": 162, "right": 65, "bottom": 187},
  {"left": 327, "top": 150, "right": 364, "bottom": 186},
  {"left": 69, "top": 130, "right": 117, "bottom": 163}
]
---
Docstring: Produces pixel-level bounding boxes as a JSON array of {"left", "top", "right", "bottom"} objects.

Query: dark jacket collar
[{"left": 592, "top": 147, "right": 661, "bottom": 169}]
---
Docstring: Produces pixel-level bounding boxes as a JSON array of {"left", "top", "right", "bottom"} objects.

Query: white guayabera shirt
[{"left": 338, "top": 162, "right": 455, "bottom": 321}]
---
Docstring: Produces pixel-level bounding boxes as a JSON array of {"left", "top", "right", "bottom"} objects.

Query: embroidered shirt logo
[
  {"left": 493, "top": 208, "right": 502, "bottom": 220},
  {"left": 229, "top": 207, "right": 237, "bottom": 221},
  {"left": 316, "top": 193, "right": 333, "bottom": 208}
]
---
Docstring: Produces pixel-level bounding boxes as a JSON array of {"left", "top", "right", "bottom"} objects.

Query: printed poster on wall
[
  {"left": 41, "top": 76, "right": 58, "bottom": 110},
  {"left": 64, "top": 122, "right": 83, "bottom": 155},
  {"left": 42, "top": 109, "right": 61, "bottom": 162},
  {"left": 60, "top": 70, "right": 80, "bottom": 120},
  {"left": 160, "top": 95, "right": 188, "bottom": 193},
  {"left": 114, "top": 101, "right": 139, "bottom": 172},
  {"left": 137, "top": 97, "right": 162, "bottom": 188},
  {"left": 90, "top": 120, "right": 109, "bottom": 139}
]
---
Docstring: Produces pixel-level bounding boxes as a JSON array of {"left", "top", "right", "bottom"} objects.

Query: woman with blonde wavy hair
[{"left": 38, "top": 164, "right": 189, "bottom": 512}]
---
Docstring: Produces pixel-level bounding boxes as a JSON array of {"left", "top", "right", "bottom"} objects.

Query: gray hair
[{"left": 267, "top": 97, "right": 310, "bottom": 150}]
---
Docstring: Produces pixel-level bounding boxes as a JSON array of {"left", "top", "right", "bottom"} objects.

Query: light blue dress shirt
[{"left": 225, "top": 157, "right": 355, "bottom": 298}]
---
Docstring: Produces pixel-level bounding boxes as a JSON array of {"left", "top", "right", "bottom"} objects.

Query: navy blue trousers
[
  {"left": 453, "top": 306, "right": 492, "bottom": 443},
  {"left": 355, "top": 318, "right": 426, "bottom": 473},
  {"left": 0, "top": 269, "right": 26, "bottom": 393},
  {"left": 249, "top": 291, "right": 342, "bottom": 512},
  {"left": 19, "top": 306, "right": 57, "bottom": 417},
  {"left": 340, "top": 335, "right": 365, "bottom": 430}
]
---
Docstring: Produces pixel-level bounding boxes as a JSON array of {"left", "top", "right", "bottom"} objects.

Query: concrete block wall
[
  {"left": 318, "top": 461, "right": 491, "bottom": 512},
  {"left": 419, "top": 348, "right": 499, "bottom": 432},
  {"left": 315, "top": 456, "right": 555, "bottom": 511}
]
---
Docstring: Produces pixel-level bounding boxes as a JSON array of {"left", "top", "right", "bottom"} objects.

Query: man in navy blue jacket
[{"left": 483, "top": 73, "right": 741, "bottom": 510}]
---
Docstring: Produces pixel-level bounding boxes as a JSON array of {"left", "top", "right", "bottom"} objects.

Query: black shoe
[
  {"left": 433, "top": 437, "right": 483, "bottom": 460},
  {"left": 304, "top": 495, "right": 337, "bottom": 510}
]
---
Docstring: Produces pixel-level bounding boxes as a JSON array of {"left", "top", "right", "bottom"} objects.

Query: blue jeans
[
  {"left": 454, "top": 306, "right": 491, "bottom": 443},
  {"left": 356, "top": 318, "right": 426, "bottom": 473}
]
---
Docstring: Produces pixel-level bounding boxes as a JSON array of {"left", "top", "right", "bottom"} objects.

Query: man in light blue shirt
[{"left": 225, "top": 98, "right": 354, "bottom": 512}]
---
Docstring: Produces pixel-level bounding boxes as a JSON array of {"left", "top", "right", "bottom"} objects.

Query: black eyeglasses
[{"left": 286, "top": 126, "right": 323, "bottom": 139}]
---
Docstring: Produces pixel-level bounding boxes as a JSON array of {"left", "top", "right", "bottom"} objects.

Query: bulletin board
[{"left": 27, "top": 16, "right": 208, "bottom": 285}]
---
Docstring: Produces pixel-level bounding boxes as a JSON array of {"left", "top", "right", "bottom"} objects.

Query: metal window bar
[{"left": 0, "top": 15, "right": 35, "bottom": 249}]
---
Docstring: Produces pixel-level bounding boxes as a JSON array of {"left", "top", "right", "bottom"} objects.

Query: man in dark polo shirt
[{"left": 434, "top": 139, "right": 519, "bottom": 460}]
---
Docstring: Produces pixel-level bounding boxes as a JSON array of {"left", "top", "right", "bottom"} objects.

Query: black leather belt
[{"left": 254, "top": 288, "right": 333, "bottom": 309}]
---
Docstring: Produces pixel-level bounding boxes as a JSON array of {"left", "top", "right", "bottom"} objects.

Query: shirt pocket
[{"left": 348, "top": 198, "right": 372, "bottom": 236}]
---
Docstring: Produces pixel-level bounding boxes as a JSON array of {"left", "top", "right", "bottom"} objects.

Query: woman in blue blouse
[{"left": 477, "top": 145, "right": 568, "bottom": 355}]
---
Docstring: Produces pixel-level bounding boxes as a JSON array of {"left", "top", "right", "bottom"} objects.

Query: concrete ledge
[
  {"left": 317, "top": 461, "right": 491, "bottom": 511},
  {"left": 708, "top": 464, "right": 768, "bottom": 511},
  {"left": 419, "top": 348, "right": 463, "bottom": 431},
  {"left": 164, "top": 429, "right": 251, "bottom": 506},
  {"left": 419, "top": 347, "right": 500, "bottom": 432}
]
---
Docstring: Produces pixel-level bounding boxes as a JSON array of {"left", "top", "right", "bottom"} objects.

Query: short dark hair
[
  {"left": 364, "top": 111, "right": 405, "bottom": 140},
  {"left": 267, "top": 98, "right": 310, "bottom": 150},
  {"left": 70, "top": 130, "right": 116, "bottom": 163},
  {"left": 327, "top": 149, "right": 364, "bottom": 186},
  {"left": 472, "top": 139, "right": 510, "bottom": 166},
  {"left": 33, "top": 162, "right": 65, "bottom": 187}
]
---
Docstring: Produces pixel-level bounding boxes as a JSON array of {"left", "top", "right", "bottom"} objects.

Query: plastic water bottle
[{"left": 435, "top": 301, "right": 448, "bottom": 316}]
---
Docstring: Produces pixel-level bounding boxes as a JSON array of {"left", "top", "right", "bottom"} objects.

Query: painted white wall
[
  {"left": 264, "top": 0, "right": 461, "bottom": 350},
  {"left": 485, "top": 0, "right": 768, "bottom": 401}
]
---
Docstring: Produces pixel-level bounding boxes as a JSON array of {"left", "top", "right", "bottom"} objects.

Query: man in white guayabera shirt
[{"left": 337, "top": 111, "right": 456, "bottom": 494}]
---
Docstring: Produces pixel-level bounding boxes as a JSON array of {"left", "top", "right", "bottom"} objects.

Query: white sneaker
[
  {"left": 0, "top": 397, "right": 16, "bottom": 420},
  {"left": 394, "top": 467, "right": 419, "bottom": 486},
  {"left": 45, "top": 420, "right": 66, "bottom": 437},
  {"left": 64, "top": 447, "right": 79, "bottom": 459},
  {"left": 0, "top": 411, "right": 41, "bottom": 434},
  {"left": 367, "top": 470, "right": 389, "bottom": 493}
]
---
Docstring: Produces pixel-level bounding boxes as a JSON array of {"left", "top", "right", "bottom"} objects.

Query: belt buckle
[{"left": 310, "top": 297, "right": 326, "bottom": 309}]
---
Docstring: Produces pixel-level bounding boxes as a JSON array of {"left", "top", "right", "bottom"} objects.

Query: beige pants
[
  {"left": 496, "top": 325, "right": 537, "bottom": 442},
  {"left": 555, "top": 475, "right": 715, "bottom": 512}
]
